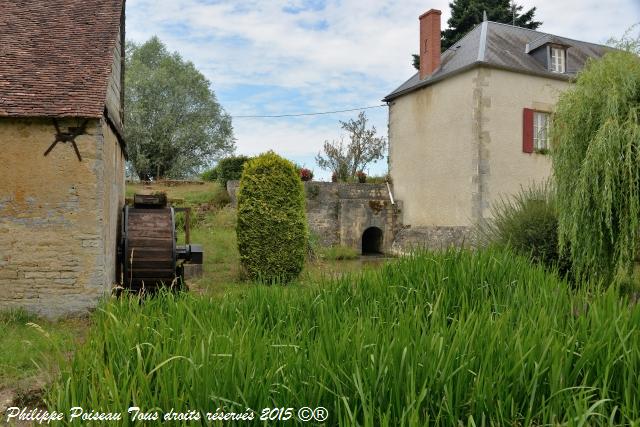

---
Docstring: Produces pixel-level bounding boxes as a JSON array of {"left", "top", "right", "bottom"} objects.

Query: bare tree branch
[{"left": 315, "top": 112, "right": 386, "bottom": 181}]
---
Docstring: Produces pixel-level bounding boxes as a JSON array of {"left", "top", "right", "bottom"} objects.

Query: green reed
[{"left": 48, "top": 248, "right": 640, "bottom": 426}]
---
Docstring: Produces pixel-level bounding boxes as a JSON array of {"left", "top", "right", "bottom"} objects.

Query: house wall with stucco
[
  {"left": 481, "top": 67, "right": 570, "bottom": 212},
  {"left": 388, "top": 69, "right": 477, "bottom": 229},
  {"left": 388, "top": 65, "right": 572, "bottom": 250},
  {"left": 0, "top": 118, "right": 125, "bottom": 318}
]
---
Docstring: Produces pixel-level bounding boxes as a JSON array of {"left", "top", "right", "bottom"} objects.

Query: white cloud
[{"left": 126, "top": 0, "right": 638, "bottom": 168}]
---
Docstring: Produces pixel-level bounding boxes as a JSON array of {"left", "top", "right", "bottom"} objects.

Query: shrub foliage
[
  {"left": 552, "top": 51, "right": 640, "bottom": 281},
  {"left": 201, "top": 155, "right": 251, "bottom": 184},
  {"left": 200, "top": 168, "right": 217, "bottom": 182},
  {"left": 215, "top": 155, "right": 251, "bottom": 185},
  {"left": 236, "top": 152, "right": 307, "bottom": 283},
  {"left": 476, "top": 182, "right": 569, "bottom": 274}
]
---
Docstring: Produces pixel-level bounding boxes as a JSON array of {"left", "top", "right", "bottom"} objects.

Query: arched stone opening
[{"left": 362, "top": 227, "right": 383, "bottom": 255}]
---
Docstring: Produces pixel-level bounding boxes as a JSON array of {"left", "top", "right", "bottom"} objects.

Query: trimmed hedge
[
  {"left": 200, "top": 168, "right": 218, "bottom": 181},
  {"left": 236, "top": 152, "right": 307, "bottom": 283}
]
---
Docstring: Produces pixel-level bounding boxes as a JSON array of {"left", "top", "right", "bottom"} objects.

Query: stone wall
[
  {"left": 391, "top": 226, "right": 473, "bottom": 255},
  {"left": 228, "top": 181, "right": 403, "bottom": 254},
  {"left": 0, "top": 117, "right": 125, "bottom": 318}
]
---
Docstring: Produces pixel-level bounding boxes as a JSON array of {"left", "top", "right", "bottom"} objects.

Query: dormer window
[
  {"left": 550, "top": 47, "right": 565, "bottom": 73},
  {"left": 525, "top": 36, "right": 571, "bottom": 74}
]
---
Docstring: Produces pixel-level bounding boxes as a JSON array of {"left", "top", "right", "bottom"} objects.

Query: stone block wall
[
  {"left": 391, "top": 226, "right": 473, "bottom": 255},
  {"left": 0, "top": 117, "right": 125, "bottom": 318},
  {"left": 228, "top": 181, "right": 403, "bottom": 254}
]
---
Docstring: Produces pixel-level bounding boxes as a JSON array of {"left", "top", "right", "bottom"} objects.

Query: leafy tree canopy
[
  {"left": 607, "top": 24, "right": 640, "bottom": 55},
  {"left": 315, "top": 112, "right": 387, "bottom": 182},
  {"left": 552, "top": 49, "right": 640, "bottom": 282},
  {"left": 412, "top": 0, "right": 541, "bottom": 69},
  {"left": 125, "top": 36, "right": 235, "bottom": 180}
]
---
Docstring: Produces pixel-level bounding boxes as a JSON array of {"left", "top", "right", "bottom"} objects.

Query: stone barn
[{"left": 0, "top": 0, "right": 126, "bottom": 317}]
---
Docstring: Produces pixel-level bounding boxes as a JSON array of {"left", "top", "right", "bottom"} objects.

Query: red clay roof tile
[{"left": 0, "top": 0, "right": 123, "bottom": 118}]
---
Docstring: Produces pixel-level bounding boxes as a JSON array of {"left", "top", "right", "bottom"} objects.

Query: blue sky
[{"left": 126, "top": 0, "right": 639, "bottom": 180}]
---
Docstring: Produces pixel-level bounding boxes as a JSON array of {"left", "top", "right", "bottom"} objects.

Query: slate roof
[
  {"left": 384, "top": 21, "right": 613, "bottom": 102},
  {"left": 0, "top": 0, "right": 123, "bottom": 118}
]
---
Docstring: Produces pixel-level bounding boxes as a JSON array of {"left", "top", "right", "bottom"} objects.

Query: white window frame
[
  {"left": 550, "top": 47, "right": 565, "bottom": 73},
  {"left": 533, "top": 111, "right": 550, "bottom": 151}
]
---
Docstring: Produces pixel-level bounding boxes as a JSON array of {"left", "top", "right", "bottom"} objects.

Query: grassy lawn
[{"left": 0, "top": 311, "right": 87, "bottom": 407}]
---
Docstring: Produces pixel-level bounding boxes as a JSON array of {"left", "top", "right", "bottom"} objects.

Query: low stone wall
[
  {"left": 227, "top": 180, "right": 481, "bottom": 254},
  {"left": 390, "top": 226, "right": 473, "bottom": 255},
  {"left": 227, "top": 181, "right": 403, "bottom": 253}
]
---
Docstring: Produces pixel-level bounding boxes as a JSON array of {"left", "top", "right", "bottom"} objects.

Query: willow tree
[{"left": 552, "top": 51, "right": 640, "bottom": 281}]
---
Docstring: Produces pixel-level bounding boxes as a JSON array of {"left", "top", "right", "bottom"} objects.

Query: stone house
[
  {"left": 384, "top": 9, "right": 611, "bottom": 250},
  {"left": 0, "top": 0, "right": 126, "bottom": 317}
]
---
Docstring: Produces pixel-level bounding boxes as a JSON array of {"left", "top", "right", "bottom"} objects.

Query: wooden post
[{"left": 185, "top": 208, "right": 191, "bottom": 245}]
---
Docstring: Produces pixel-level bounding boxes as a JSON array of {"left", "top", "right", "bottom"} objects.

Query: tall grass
[
  {"left": 321, "top": 245, "right": 360, "bottom": 261},
  {"left": 0, "top": 309, "right": 83, "bottom": 389},
  {"left": 48, "top": 249, "right": 640, "bottom": 425},
  {"left": 474, "top": 182, "right": 571, "bottom": 277}
]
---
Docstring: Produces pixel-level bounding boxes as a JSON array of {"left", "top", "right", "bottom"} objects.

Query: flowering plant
[{"left": 300, "top": 168, "right": 314, "bottom": 181}]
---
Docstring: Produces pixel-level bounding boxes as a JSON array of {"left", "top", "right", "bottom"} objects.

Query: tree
[
  {"left": 316, "top": 112, "right": 387, "bottom": 181},
  {"left": 412, "top": 0, "right": 541, "bottom": 69},
  {"left": 125, "top": 36, "right": 234, "bottom": 180},
  {"left": 236, "top": 152, "right": 307, "bottom": 283},
  {"left": 552, "top": 50, "right": 640, "bottom": 282},
  {"left": 201, "top": 155, "right": 252, "bottom": 185},
  {"left": 607, "top": 24, "right": 640, "bottom": 55}
]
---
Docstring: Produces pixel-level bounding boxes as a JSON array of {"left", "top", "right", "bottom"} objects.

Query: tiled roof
[
  {"left": 0, "top": 0, "right": 123, "bottom": 118},
  {"left": 384, "top": 21, "right": 613, "bottom": 101}
]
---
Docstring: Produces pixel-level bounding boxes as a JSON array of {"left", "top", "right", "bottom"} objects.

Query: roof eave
[{"left": 383, "top": 62, "right": 575, "bottom": 102}]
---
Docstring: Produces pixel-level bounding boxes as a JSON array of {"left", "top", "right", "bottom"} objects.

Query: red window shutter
[{"left": 523, "top": 108, "right": 534, "bottom": 153}]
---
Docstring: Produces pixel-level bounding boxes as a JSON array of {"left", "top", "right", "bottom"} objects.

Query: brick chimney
[{"left": 419, "top": 9, "right": 442, "bottom": 79}]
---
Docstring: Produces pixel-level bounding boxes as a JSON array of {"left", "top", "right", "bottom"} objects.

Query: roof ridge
[
  {"left": 477, "top": 20, "right": 488, "bottom": 62},
  {"left": 486, "top": 21, "right": 612, "bottom": 49}
]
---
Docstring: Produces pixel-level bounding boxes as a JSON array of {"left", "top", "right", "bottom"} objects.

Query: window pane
[
  {"left": 550, "top": 48, "right": 565, "bottom": 73},
  {"left": 533, "top": 112, "right": 549, "bottom": 150}
]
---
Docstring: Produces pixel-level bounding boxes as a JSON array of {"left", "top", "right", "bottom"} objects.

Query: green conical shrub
[{"left": 236, "top": 151, "right": 307, "bottom": 283}]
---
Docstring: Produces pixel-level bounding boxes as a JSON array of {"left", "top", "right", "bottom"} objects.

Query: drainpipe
[{"left": 386, "top": 181, "right": 395, "bottom": 205}]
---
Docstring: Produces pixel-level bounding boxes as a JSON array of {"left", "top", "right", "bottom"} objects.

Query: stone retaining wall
[
  {"left": 391, "top": 226, "right": 473, "bottom": 255},
  {"left": 228, "top": 181, "right": 403, "bottom": 253},
  {"left": 227, "top": 180, "right": 482, "bottom": 254}
]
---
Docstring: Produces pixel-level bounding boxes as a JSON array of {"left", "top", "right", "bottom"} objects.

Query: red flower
[{"left": 300, "top": 168, "right": 314, "bottom": 181}]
